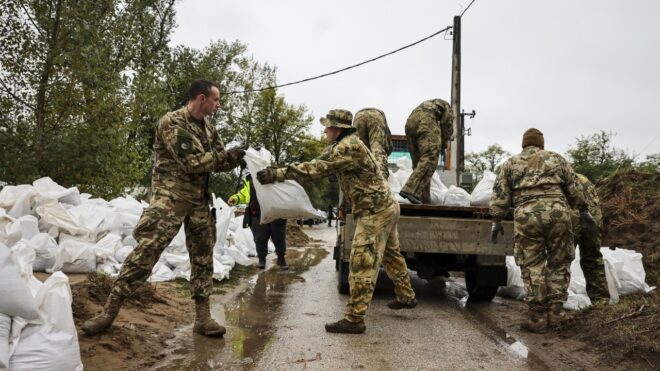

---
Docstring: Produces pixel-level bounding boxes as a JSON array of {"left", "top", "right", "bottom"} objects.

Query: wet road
[{"left": 151, "top": 226, "right": 551, "bottom": 370}]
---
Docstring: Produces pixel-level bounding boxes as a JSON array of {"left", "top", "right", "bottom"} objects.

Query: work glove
[
  {"left": 491, "top": 220, "right": 504, "bottom": 244},
  {"left": 256, "top": 167, "right": 282, "bottom": 184},
  {"left": 225, "top": 148, "right": 246, "bottom": 166}
]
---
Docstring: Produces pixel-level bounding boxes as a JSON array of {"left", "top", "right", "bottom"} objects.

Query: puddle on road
[{"left": 151, "top": 247, "right": 328, "bottom": 371}]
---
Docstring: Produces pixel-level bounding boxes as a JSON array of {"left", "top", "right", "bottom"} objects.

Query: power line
[
  {"left": 460, "top": 0, "right": 478, "bottom": 17},
  {"left": 224, "top": 26, "right": 452, "bottom": 95}
]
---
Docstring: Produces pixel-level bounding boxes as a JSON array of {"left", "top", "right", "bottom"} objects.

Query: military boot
[
  {"left": 547, "top": 303, "right": 574, "bottom": 327},
  {"left": 520, "top": 309, "right": 548, "bottom": 334},
  {"left": 325, "top": 318, "right": 366, "bottom": 334},
  {"left": 399, "top": 191, "right": 422, "bottom": 205},
  {"left": 82, "top": 293, "right": 124, "bottom": 335},
  {"left": 387, "top": 298, "right": 418, "bottom": 310},
  {"left": 193, "top": 297, "right": 226, "bottom": 337},
  {"left": 257, "top": 257, "right": 266, "bottom": 269},
  {"left": 277, "top": 256, "right": 289, "bottom": 270}
]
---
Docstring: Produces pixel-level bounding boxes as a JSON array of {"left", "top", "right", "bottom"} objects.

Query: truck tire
[
  {"left": 465, "top": 271, "right": 498, "bottom": 302},
  {"left": 337, "top": 260, "right": 350, "bottom": 295}
]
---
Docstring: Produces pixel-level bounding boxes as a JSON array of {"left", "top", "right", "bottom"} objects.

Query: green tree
[
  {"left": 465, "top": 144, "right": 511, "bottom": 181},
  {"left": 637, "top": 154, "right": 659, "bottom": 173},
  {"left": 566, "top": 131, "right": 634, "bottom": 182},
  {"left": 0, "top": 0, "right": 176, "bottom": 197}
]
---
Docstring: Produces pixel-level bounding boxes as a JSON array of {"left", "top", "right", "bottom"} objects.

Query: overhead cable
[{"left": 224, "top": 26, "right": 452, "bottom": 95}]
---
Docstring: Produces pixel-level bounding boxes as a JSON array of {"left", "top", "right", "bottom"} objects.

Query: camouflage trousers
[
  {"left": 112, "top": 190, "right": 216, "bottom": 300},
  {"left": 345, "top": 202, "right": 415, "bottom": 322},
  {"left": 572, "top": 213, "right": 607, "bottom": 299},
  {"left": 401, "top": 115, "right": 441, "bottom": 204},
  {"left": 513, "top": 200, "right": 574, "bottom": 311}
]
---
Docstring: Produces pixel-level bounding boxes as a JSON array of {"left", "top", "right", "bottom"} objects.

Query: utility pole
[{"left": 450, "top": 15, "right": 462, "bottom": 184}]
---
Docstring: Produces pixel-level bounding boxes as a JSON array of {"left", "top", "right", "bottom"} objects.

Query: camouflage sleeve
[
  {"left": 560, "top": 159, "right": 588, "bottom": 211},
  {"left": 489, "top": 160, "right": 513, "bottom": 219},
  {"left": 159, "top": 117, "right": 217, "bottom": 174},
  {"left": 367, "top": 126, "right": 390, "bottom": 178},
  {"left": 208, "top": 126, "right": 238, "bottom": 172},
  {"left": 277, "top": 144, "right": 359, "bottom": 184}
]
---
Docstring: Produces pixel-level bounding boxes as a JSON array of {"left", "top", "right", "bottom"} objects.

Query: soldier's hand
[
  {"left": 226, "top": 148, "right": 246, "bottom": 166},
  {"left": 491, "top": 220, "right": 504, "bottom": 244},
  {"left": 228, "top": 198, "right": 236, "bottom": 206},
  {"left": 257, "top": 167, "right": 280, "bottom": 184}
]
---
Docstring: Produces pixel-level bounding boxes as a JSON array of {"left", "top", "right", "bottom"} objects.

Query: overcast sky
[{"left": 170, "top": 0, "right": 659, "bottom": 159}]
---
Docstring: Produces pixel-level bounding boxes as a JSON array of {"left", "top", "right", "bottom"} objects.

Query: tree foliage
[
  {"left": 566, "top": 131, "right": 634, "bottom": 182},
  {"left": 464, "top": 144, "right": 511, "bottom": 181},
  {"left": 0, "top": 2, "right": 320, "bottom": 203}
]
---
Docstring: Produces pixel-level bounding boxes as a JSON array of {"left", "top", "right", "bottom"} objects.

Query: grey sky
[{"left": 170, "top": 0, "right": 660, "bottom": 159}]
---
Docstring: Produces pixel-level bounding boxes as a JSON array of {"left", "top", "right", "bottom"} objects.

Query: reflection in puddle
[{"left": 151, "top": 247, "right": 328, "bottom": 370}]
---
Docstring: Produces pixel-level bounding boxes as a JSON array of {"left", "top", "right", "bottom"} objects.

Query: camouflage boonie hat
[{"left": 320, "top": 109, "right": 354, "bottom": 129}]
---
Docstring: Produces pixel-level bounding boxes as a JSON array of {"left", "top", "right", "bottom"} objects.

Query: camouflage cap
[
  {"left": 320, "top": 109, "right": 354, "bottom": 129},
  {"left": 522, "top": 128, "right": 544, "bottom": 149}
]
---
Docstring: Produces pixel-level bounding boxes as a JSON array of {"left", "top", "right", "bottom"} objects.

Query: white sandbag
[
  {"left": 470, "top": 170, "right": 496, "bottom": 207},
  {"left": 122, "top": 235, "right": 138, "bottom": 248},
  {"left": 109, "top": 195, "right": 147, "bottom": 215},
  {"left": 9, "top": 272, "right": 83, "bottom": 371},
  {"left": 430, "top": 173, "right": 448, "bottom": 205},
  {"left": 172, "top": 261, "right": 191, "bottom": 281},
  {"left": 393, "top": 169, "right": 412, "bottom": 190},
  {"left": 229, "top": 220, "right": 256, "bottom": 256},
  {"left": 244, "top": 148, "right": 322, "bottom": 224},
  {"left": 0, "top": 209, "right": 16, "bottom": 245},
  {"left": 387, "top": 173, "right": 402, "bottom": 194},
  {"left": 0, "top": 313, "right": 9, "bottom": 369},
  {"left": 51, "top": 238, "right": 96, "bottom": 273},
  {"left": 29, "top": 234, "right": 58, "bottom": 272},
  {"left": 497, "top": 256, "right": 526, "bottom": 300},
  {"left": 0, "top": 244, "right": 40, "bottom": 320},
  {"left": 0, "top": 185, "right": 36, "bottom": 218},
  {"left": 564, "top": 246, "right": 592, "bottom": 310},
  {"left": 32, "top": 177, "right": 80, "bottom": 206},
  {"left": 213, "top": 257, "right": 231, "bottom": 281},
  {"left": 162, "top": 251, "right": 189, "bottom": 269},
  {"left": 601, "top": 247, "right": 655, "bottom": 298},
  {"left": 395, "top": 157, "right": 413, "bottom": 171},
  {"left": 212, "top": 194, "right": 233, "bottom": 249},
  {"left": 216, "top": 253, "right": 235, "bottom": 268},
  {"left": 35, "top": 201, "right": 88, "bottom": 237},
  {"left": 218, "top": 245, "right": 251, "bottom": 266},
  {"left": 115, "top": 245, "right": 134, "bottom": 264},
  {"left": 16, "top": 215, "right": 40, "bottom": 241},
  {"left": 67, "top": 199, "right": 114, "bottom": 238},
  {"left": 4, "top": 219, "right": 23, "bottom": 247},
  {"left": 443, "top": 185, "right": 471, "bottom": 207},
  {"left": 148, "top": 262, "right": 175, "bottom": 283},
  {"left": 92, "top": 233, "right": 122, "bottom": 263}
]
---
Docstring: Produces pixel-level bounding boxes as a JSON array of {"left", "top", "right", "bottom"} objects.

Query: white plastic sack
[
  {"left": 115, "top": 245, "right": 134, "bottom": 264},
  {"left": 35, "top": 201, "right": 88, "bottom": 237},
  {"left": 470, "top": 171, "right": 496, "bottom": 207},
  {"left": 601, "top": 247, "right": 655, "bottom": 299},
  {"left": 213, "top": 257, "right": 232, "bottom": 281},
  {"left": 564, "top": 246, "right": 593, "bottom": 310},
  {"left": 32, "top": 177, "right": 80, "bottom": 206},
  {"left": 148, "top": 262, "right": 176, "bottom": 283},
  {"left": 9, "top": 272, "right": 83, "bottom": 371},
  {"left": 51, "top": 238, "right": 96, "bottom": 273},
  {"left": 387, "top": 173, "right": 402, "bottom": 194},
  {"left": 443, "top": 185, "right": 471, "bottom": 207},
  {"left": 0, "top": 244, "right": 40, "bottom": 320},
  {"left": 497, "top": 256, "right": 526, "bottom": 300},
  {"left": 29, "top": 234, "right": 58, "bottom": 272},
  {"left": 92, "top": 233, "right": 122, "bottom": 263},
  {"left": 244, "top": 148, "right": 322, "bottom": 224},
  {"left": 212, "top": 194, "right": 234, "bottom": 249},
  {"left": 219, "top": 245, "right": 251, "bottom": 266},
  {"left": 0, "top": 313, "right": 9, "bottom": 369},
  {"left": 430, "top": 173, "right": 448, "bottom": 205},
  {"left": 0, "top": 185, "right": 36, "bottom": 218}
]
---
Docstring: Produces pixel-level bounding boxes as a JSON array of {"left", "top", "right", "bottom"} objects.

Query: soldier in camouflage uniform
[
  {"left": 400, "top": 98, "right": 454, "bottom": 204},
  {"left": 83, "top": 80, "right": 245, "bottom": 337},
  {"left": 489, "top": 128, "right": 596, "bottom": 333},
  {"left": 354, "top": 108, "right": 393, "bottom": 180},
  {"left": 257, "top": 109, "right": 417, "bottom": 334},
  {"left": 571, "top": 173, "right": 608, "bottom": 301}
]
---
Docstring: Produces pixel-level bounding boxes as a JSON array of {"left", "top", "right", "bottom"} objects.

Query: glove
[
  {"left": 580, "top": 211, "right": 599, "bottom": 236},
  {"left": 225, "top": 148, "right": 246, "bottom": 166},
  {"left": 491, "top": 220, "right": 504, "bottom": 244},
  {"left": 239, "top": 158, "right": 247, "bottom": 169},
  {"left": 257, "top": 167, "right": 281, "bottom": 184}
]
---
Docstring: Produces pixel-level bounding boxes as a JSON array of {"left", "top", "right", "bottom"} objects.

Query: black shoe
[
  {"left": 387, "top": 298, "right": 418, "bottom": 310},
  {"left": 277, "top": 257, "right": 289, "bottom": 270},
  {"left": 257, "top": 258, "right": 266, "bottom": 269},
  {"left": 399, "top": 191, "right": 422, "bottom": 204},
  {"left": 324, "top": 318, "right": 365, "bottom": 334}
]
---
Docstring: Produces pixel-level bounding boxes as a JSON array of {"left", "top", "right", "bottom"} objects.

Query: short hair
[{"left": 188, "top": 79, "right": 218, "bottom": 101}]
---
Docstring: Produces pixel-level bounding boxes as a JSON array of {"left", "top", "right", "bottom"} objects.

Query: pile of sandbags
[{"left": 0, "top": 177, "right": 258, "bottom": 284}]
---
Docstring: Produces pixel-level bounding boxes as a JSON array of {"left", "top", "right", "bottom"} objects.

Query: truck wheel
[
  {"left": 465, "top": 271, "right": 498, "bottom": 302},
  {"left": 337, "top": 260, "right": 350, "bottom": 295}
]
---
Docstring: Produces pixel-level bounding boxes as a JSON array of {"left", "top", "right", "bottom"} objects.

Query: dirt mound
[
  {"left": 286, "top": 223, "right": 316, "bottom": 246},
  {"left": 558, "top": 169, "right": 660, "bottom": 368},
  {"left": 598, "top": 169, "right": 659, "bottom": 281}
]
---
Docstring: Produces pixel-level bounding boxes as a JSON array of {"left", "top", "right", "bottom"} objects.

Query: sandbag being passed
[{"left": 243, "top": 147, "right": 321, "bottom": 224}]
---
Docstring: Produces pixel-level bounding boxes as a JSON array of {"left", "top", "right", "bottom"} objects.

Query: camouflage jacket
[
  {"left": 276, "top": 133, "right": 394, "bottom": 217},
  {"left": 354, "top": 108, "right": 393, "bottom": 179},
  {"left": 409, "top": 99, "right": 454, "bottom": 147},
  {"left": 152, "top": 107, "right": 236, "bottom": 201},
  {"left": 490, "top": 146, "right": 588, "bottom": 219},
  {"left": 573, "top": 173, "right": 603, "bottom": 227}
]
